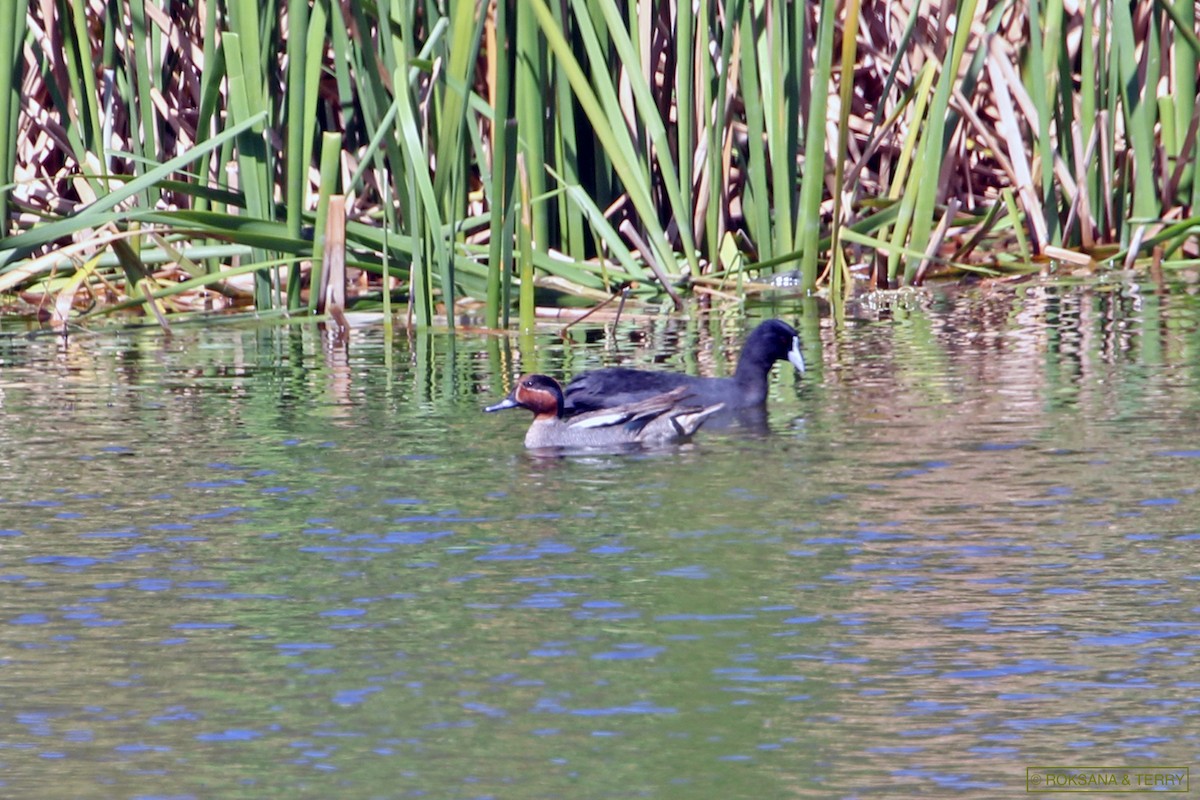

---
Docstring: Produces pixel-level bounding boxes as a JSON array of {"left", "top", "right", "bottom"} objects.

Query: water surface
[{"left": 1, "top": 283, "right": 1198, "bottom": 798}]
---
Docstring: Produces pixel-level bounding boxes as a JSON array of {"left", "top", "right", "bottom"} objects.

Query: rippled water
[{"left": 1, "top": 283, "right": 1198, "bottom": 798}]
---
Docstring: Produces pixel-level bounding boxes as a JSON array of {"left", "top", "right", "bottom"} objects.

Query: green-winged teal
[{"left": 485, "top": 374, "right": 724, "bottom": 449}]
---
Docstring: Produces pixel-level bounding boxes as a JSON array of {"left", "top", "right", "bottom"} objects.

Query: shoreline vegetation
[{"left": 0, "top": 0, "right": 1197, "bottom": 333}]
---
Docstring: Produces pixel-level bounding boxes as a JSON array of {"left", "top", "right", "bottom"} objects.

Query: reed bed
[{"left": 0, "top": 0, "right": 1196, "bottom": 330}]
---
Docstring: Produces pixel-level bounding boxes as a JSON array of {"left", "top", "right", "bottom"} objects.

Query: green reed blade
[
  {"left": 431, "top": 1, "right": 484, "bottom": 316},
  {"left": 1078, "top": 0, "right": 1098, "bottom": 232},
  {"left": 284, "top": 0, "right": 312, "bottom": 307},
  {"left": 515, "top": 0, "right": 549, "bottom": 255},
  {"left": 339, "top": 2, "right": 404, "bottom": 205},
  {"left": 798, "top": 0, "right": 837, "bottom": 289},
  {"left": 873, "top": 65, "right": 932, "bottom": 281},
  {"left": 486, "top": 0, "right": 516, "bottom": 329},
  {"left": 831, "top": 0, "right": 862, "bottom": 301},
  {"left": 78, "top": 255, "right": 305, "bottom": 320},
  {"left": 223, "top": 32, "right": 273, "bottom": 308},
  {"left": 137, "top": 210, "right": 312, "bottom": 251},
  {"left": 693, "top": 0, "right": 716, "bottom": 263},
  {"left": 840, "top": 226, "right": 1002, "bottom": 277},
  {"left": 310, "top": 132, "right": 343, "bottom": 314},
  {"left": 67, "top": 0, "right": 103, "bottom": 164},
  {"left": 1026, "top": 0, "right": 1060, "bottom": 244},
  {"left": 302, "top": 0, "right": 329, "bottom": 184},
  {"left": 703, "top": 0, "right": 742, "bottom": 266},
  {"left": 0, "top": 0, "right": 25, "bottom": 234},
  {"left": 1112, "top": 0, "right": 1160, "bottom": 226},
  {"left": 1165, "top": 0, "right": 1197, "bottom": 205},
  {"left": 0, "top": 111, "right": 267, "bottom": 260},
  {"left": 517, "top": 155, "right": 535, "bottom": 335},
  {"left": 906, "top": 0, "right": 978, "bottom": 283},
  {"left": 548, "top": 0, "right": 585, "bottom": 261},
  {"left": 41, "top": 0, "right": 106, "bottom": 204},
  {"left": 127, "top": 0, "right": 160, "bottom": 207},
  {"left": 768, "top": 0, "right": 800, "bottom": 259},
  {"left": 10, "top": 242, "right": 255, "bottom": 279},
  {"left": 546, "top": 165, "right": 648, "bottom": 284},
  {"left": 737, "top": 0, "right": 772, "bottom": 261},
  {"left": 524, "top": 0, "right": 679, "bottom": 287},
  {"left": 675, "top": 0, "right": 695, "bottom": 224},
  {"left": 587, "top": 0, "right": 699, "bottom": 274},
  {"left": 431, "top": 0, "right": 481, "bottom": 205},
  {"left": 1001, "top": 187, "right": 1032, "bottom": 264},
  {"left": 393, "top": 66, "right": 449, "bottom": 328},
  {"left": 227, "top": 0, "right": 269, "bottom": 117},
  {"left": 1160, "top": 0, "right": 1200, "bottom": 56}
]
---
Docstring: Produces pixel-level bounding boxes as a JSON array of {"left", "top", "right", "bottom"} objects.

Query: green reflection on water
[{"left": 0, "top": 287, "right": 1198, "bottom": 797}]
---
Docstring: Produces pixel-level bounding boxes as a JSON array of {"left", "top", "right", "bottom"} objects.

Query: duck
[
  {"left": 562, "top": 319, "right": 805, "bottom": 414},
  {"left": 485, "top": 374, "right": 724, "bottom": 449}
]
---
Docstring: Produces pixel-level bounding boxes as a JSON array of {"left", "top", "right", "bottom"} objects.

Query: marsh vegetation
[{"left": 1, "top": 0, "right": 1197, "bottom": 331}]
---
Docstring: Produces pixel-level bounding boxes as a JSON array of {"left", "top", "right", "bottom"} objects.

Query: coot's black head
[{"left": 738, "top": 319, "right": 805, "bottom": 376}]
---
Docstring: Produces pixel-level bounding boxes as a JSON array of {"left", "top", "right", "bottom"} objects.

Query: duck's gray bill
[{"left": 484, "top": 397, "right": 520, "bottom": 413}]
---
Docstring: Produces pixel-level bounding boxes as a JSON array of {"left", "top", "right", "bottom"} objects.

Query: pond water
[{"left": 1, "top": 282, "right": 1198, "bottom": 798}]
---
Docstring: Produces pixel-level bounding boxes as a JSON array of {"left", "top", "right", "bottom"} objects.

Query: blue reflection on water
[
  {"left": 333, "top": 687, "right": 382, "bottom": 706},
  {"left": 942, "top": 660, "right": 1089, "bottom": 679},
  {"left": 195, "top": 730, "right": 264, "bottom": 742},
  {"left": 533, "top": 698, "right": 676, "bottom": 716},
  {"left": 476, "top": 542, "right": 574, "bottom": 561},
  {"left": 0, "top": 308, "right": 1196, "bottom": 798},
  {"left": 592, "top": 644, "right": 665, "bottom": 661}
]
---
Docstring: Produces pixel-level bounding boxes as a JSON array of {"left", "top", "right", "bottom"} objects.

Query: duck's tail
[{"left": 670, "top": 402, "right": 725, "bottom": 437}]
